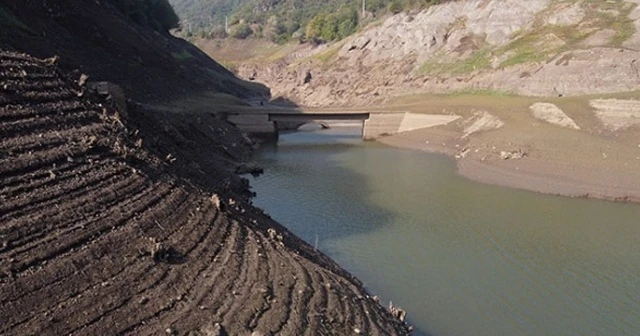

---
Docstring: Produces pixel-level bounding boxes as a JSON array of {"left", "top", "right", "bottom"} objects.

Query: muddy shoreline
[{"left": 378, "top": 131, "right": 640, "bottom": 204}]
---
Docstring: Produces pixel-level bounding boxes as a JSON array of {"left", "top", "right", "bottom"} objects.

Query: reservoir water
[{"left": 248, "top": 127, "right": 640, "bottom": 336}]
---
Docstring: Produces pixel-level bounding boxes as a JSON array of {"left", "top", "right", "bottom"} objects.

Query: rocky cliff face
[
  {"left": 232, "top": 0, "right": 640, "bottom": 106},
  {"left": 342, "top": 0, "right": 549, "bottom": 64}
]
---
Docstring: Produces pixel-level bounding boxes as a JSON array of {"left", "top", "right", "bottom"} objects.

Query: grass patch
[
  {"left": 312, "top": 44, "right": 342, "bottom": 64},
  {"left": 419, "top": 49, "right": 491, "bottom": 75},
  {"left": 495, "top": 0, "right": 637, "bottom": 68},
  {"left": 264, "top": 43, "right": 298, "bottom": 62},
  {"left": 0, "top": 6, "right": 33, "bottom": 33},
  {"left": 171, "top": 49, "right": 195, "bottom": 61},
  {"left": 497, "top": 24, "right": 589, "bottom": 68},
  {"left": 611, "top": 19, "right": 636, "bottom": 46},
  {"left": 499, "top": 50, "right": 545, "bottom": 68},
  {"left": 609, "top": 10, "right": 637, "bottom": 46},
  {"left": 497, "top": 31, "right": 546, "bottom": 68},
  {"left": 588, "top": 0, "right": 636, "bottom": 46},
  {"left": 382, "top": 91, "right": 536, "bottom": 117}
]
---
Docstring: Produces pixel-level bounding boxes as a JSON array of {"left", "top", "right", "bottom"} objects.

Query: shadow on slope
[{"left": 0, "top": 0, "right": 269, "bottom": 104}]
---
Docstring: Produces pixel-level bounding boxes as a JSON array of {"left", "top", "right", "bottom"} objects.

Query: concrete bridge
[{"left": 226, "top": 110, "right": 459, "bottom": 140}]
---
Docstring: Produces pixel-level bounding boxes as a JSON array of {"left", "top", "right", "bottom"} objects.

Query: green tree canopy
[{"left": 170, "top": 0, "right": 455, "bottom": 42}]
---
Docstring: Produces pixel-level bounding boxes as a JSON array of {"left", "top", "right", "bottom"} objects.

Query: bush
[
  {"left": 209, "top": 25, "right": 228, "bottom": 39},
  {"left": 230, "top": 22, "right": 252, "bottom": 39},
  {"left": 305, "top": 6, "right": 358, "bottom": 42},
  {"left": 388, "top": 0, "right": 403, "bottom": 14}
]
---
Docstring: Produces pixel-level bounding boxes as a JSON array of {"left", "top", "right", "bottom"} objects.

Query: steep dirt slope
[
  {"left": 0, "top": 0, "right": 268, "bottom": 103},
  {"left": 0, "top": 50, "right": 410, "bottom": 335}
]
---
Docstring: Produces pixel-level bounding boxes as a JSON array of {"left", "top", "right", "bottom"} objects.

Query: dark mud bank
[{"left": 0, "top": 49, "right": 410, "bottom": 335}]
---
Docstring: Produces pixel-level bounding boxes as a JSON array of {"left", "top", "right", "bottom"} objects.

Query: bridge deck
[
  {"left": 268, "top": 112, "right": 370, "bottom": 121},
  {"left": 226, "top": 110, "right": 460, "bottom": 140}
]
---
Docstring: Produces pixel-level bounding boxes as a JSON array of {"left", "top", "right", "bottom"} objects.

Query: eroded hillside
[
  {"left": 0, "top": 1, "right": 412, "bottom": 334},
  {"left": 0, "top": 46, "right": 410, "bottom": 336},
  {"left": 205, "top": 0, "right": 640, "bottom": 106}
]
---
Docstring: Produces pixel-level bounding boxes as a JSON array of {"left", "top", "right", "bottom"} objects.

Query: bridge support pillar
[{"left": 362, "top": 113, "right": 405, "bottom": 140}]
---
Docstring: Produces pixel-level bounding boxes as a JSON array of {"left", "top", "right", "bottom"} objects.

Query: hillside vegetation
[{"left": 170, "top": 0, "right": 452, "bottom": 42}]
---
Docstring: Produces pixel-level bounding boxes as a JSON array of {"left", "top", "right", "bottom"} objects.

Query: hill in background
[{"left": 170, "top": 0, "right": 452, "bottom": 42}]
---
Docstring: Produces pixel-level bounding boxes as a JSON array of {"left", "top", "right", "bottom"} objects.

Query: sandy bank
[
  {"left": 375, "top": 95, "right": 640, "bottom": 204},
  {"left": 379, "top": 132, "right": 640, "bottom": 203}
]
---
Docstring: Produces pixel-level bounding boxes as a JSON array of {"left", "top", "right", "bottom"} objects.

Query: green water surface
[{"left": 248, "top": 128, "right": 640, "bottom": 336}]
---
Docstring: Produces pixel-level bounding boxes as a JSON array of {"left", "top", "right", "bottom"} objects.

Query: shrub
[
  {"left": 230, "top": 22, "right": 252, "bottom": 39},
  {"left": 388, "top": 0, "right": 403, "bottom": 14}
]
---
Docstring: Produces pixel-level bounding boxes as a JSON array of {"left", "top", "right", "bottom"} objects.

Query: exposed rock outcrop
[
  {"left": 590, "top": 99, "right": 640, "bottom": 131},
  {"left": 530, "top": 102, "right": 580, "bottom": 129},
  {"left": 500, "top": 149, "right": 528, "bottom": 160},
  {"left": 340, "top": 0, "right": 549, "bottom": 64},
  {"left": 462, "top": 111, "right": 504, "bottom": 138}
]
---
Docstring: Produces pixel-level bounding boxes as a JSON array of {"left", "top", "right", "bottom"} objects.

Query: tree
[
  {"left": 366, "top": 0, "right": 386, "bottom": 11},
  {"left": 337, "top": 18, "right": 356, "bottom": 39},
  {"left": 171, "top": 0, "right": 459, "bottom": 42},
  {"left": 320, "top": 15, "right": 338, "bottom": 41},
  {"left": 336, "top": 7, "right": 358, "bottom": 39},
  {"left": 305, "top": 14, "right": 325, "bottom": 40}
]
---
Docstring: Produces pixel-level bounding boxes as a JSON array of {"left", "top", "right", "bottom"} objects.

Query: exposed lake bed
[
  {"left": 249, "top": 127, "right": 640, "bottom": 336},
  {"left": 377, "top": 93, "right": 640, "bottom": 203}
]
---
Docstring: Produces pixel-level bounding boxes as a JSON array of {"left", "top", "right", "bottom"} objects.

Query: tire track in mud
[{"left": 0, "top": 50, "right": 410, "bottom": 335}]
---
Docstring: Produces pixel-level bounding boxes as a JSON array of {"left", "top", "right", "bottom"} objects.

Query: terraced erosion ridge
[{"left": 0, "top": 51, "right": 410, "bottom": 335}]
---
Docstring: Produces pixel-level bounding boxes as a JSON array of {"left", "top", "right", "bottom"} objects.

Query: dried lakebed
[{"left": 249, "top": 127, "right": 640, "bottom": 336}]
